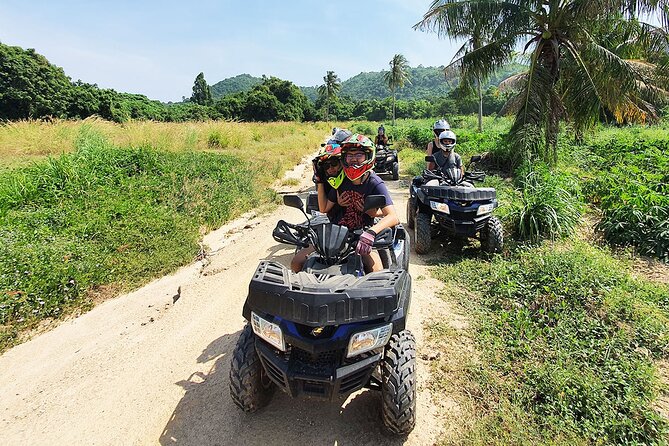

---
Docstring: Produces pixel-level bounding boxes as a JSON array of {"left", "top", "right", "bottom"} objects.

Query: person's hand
[
  {"left": 337, "top": 191, "right": 353, "bottom": 207},
  {"left": 312, "top": 159, "right": 322, "bottom": 184},
  {"left": 355, "top": 230, "right": 376, "bottom": 256}
]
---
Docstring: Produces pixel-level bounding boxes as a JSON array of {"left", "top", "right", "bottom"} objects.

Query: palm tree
[
  {"left": 317, "top": 71, "right": 341, "bottom": 121},
  {"left": 415, "top": 0, "right": 669, "bottom": 165},
  {"left": 445, "top": 22, "right": 489, "bottom": 132},
  {"left": 384, "top": 54, "right": 412, "bottom": 125}
]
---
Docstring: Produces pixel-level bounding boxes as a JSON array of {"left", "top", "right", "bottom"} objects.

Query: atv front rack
[{"left": 243, "top": 261, "right": 410, "bottom": 326}]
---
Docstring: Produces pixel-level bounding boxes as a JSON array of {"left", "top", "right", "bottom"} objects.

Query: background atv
[
  {"left": 407, "top": 155, "right": 503, "bottom": 255},
  {"left": 374, "top": 142, "right": 399, "bottom": 180},
  {"left": 229, "top": 195, "right": 416, "bottom": 435}
]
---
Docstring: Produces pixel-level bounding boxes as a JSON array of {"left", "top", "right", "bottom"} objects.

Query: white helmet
[
  {"left": 433, "top": 119, "right": 450, "bottom": 132},
  {"left": 438, "top": 130, "right": 457, "bottom": 151}
]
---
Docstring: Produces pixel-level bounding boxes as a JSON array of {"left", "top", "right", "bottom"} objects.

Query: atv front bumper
[
  {"left": 434, "top": 213, "right": 490, "bottom": 237},
  {"left": 255, "top": 340, "right": 381, "bottom": 400}
]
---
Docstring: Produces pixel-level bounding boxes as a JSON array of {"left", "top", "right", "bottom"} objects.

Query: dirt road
[{"left": 0, "top": 163, "right": 455, "bottom": 445}]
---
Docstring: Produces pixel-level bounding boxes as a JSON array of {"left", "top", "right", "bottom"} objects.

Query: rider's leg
[
  {"left": 291, "top": 246, "right": 315, "bottom": 273},
  {"left": 363, "top": 251, "right": 384, "bottom": 273}
]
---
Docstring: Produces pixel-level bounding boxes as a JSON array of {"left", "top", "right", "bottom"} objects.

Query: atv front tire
[
  {"left": 406, "top": 198, "right": 416, "bottom": 230},
  {"left": 229, "top": 323, "right": 275, "bottom": 412},
  {"left": 480, "top": 216, "right": 503, "bottom": 253},
  {"left": 381, "top": 330, "right": 417, "bottom": 436},
  {"left": 414, "top": 212, "right": 432, "bottom": 254},
  {"left": 392, "top": 162, "right": 399, "bottom": 180}
]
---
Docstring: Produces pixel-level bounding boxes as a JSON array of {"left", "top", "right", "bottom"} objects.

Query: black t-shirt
[
  {"left": 433, "top": 150, "right": 462, "bottom": 172},
  {"left": 327, "top": 172, "right": 393, "bottom": 230}
]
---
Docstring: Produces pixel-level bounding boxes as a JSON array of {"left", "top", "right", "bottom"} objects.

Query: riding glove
[{"left": 356, "top": 230, "right": 376, "bottom": 256}]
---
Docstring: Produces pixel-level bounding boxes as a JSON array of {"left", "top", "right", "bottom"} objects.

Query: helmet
[
  {"left": 329, "top": 128, "right": 352, "bottom": 144},
  {"left": 438, "top": 130, "right": 457, "bottom": 151},
  {"left": 332, "top": 127, "right": 339, "bottom": 135},
  {"left": 433, "top": 119, "right": 450, "bottom": 137},
  {"left": 377, "top": 125, "right": 385, "bottom": 135},
  {"left": 316, "top": 144, "right": 345, "bottom": 189},
  {"left": 340, "top": 133, "right": 376, "bottom": 180}
]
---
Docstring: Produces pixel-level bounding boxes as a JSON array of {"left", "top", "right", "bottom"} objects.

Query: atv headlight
[
  {"left": 430, "top": 200, "right": 450, "bottom": 214},
  {"left": 346, "top": 323, "right": 393, "bottom": 358},
  {"left": 476, "top": 203, "right": 495, "bottom": 216},
  {"left": 251, "top": 312, "right": 285, "bottom": 351}
]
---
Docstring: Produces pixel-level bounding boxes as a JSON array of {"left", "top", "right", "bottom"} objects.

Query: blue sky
[{"left": 0, "top": 0, "right": 460, "bottom": 102}]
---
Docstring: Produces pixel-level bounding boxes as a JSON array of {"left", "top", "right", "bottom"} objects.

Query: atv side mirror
[
  {"left": 363, "top": 195, "right": 387, "bottom": 213},
  {"left": 283, "top": 195, "right": 304, "bottom": 211},
  {"left": 425, "top": 155, "right": 435, "bottom": 163},
  {"left": 470, "top": 155, "right": 482, "bottom": 163}
]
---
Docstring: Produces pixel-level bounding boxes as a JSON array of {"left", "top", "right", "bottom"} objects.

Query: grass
[
  {"left": 0, "top": 122, "right": 325, "bottom": 351},
  {"left": 429, "top": 240, "right": 669, "bottom": 445},
  {"left": 0, "top": 118, "right": 330, "bottom": 178}
]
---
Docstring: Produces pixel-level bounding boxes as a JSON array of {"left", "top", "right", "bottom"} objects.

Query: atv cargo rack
[{"left": 243, "top": 261, "right": 410, "bottom": 327}]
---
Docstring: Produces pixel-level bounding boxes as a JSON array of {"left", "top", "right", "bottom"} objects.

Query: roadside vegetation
[
  {"left": 0, "top": 120, "right": 326, "bottom": 351},
  {"left": 388, "top": 114, "right": 669, "bottom": 444}
]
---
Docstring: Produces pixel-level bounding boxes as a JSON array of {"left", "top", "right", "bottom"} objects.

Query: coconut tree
[
  {"left": 415, "top": 0, "right": 669, "bottom": 165},
  {"left": 384, "top": 54, "right": 412, "bottom": 125},
  {"left": 445, "top": 22, "right": 490, "bottom": 132},
  {"left": 317, "top": 71, "right": 341, "bottom": 121}
]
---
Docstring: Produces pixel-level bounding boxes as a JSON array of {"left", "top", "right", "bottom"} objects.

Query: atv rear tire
[
  {"left": 392, "top": 162, "right": 399, "bottom": 180},
  {"left": 414, "top": 212, "right": 431, "bottom": 254},
  {"left": 480, "top": 216, "right": 503, "bottom": 254},
  {"left": 381, "top": 330, "right": 417, "bottom": 436},
  {"left": 406, "top": 198, "right": 416, "bottom": 230},
  {"left": 229, "top": 323, "right": 275, "bottom": 412}
]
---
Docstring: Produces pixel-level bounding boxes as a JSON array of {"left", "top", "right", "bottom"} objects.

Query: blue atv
[
  {"left": 407, "top": 155, "right": 503, "bottom": 254},
  {"left": 229, "top": 195, "right": 416, "bottom": 436}
]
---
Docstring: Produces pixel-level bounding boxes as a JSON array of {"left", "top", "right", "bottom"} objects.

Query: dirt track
[{"left": 0, "top": 160, "right": 456, "bottom": 445}]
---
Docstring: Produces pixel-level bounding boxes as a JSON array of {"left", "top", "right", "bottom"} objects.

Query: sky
[{"left": 0, "top": 0, "right": 461, "bottom": 102}]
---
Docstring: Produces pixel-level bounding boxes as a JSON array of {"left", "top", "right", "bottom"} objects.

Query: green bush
[
  {"left": 512, "top": 163, "right": 583, "bottom": 242},
  {"left": 581, "top": 129, "right": 669, "bottom": 262}
]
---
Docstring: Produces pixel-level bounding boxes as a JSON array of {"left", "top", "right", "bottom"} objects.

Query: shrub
[
  {"left": 581, "top": 128, "right": 669, "bottom": 262},
  {"left": 512, "top": 163, "right": 582, "bottom": 242}
]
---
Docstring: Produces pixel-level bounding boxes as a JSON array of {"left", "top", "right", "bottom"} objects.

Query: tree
[
  {"left": 317, "top": 71, "right": 341, "bottom": 121},
  {"left": 0, "top": 44, "right": 73, "bottom": 119},
  {"left": 415, "top": 1, "right": 669, "bottom": 165},
  {"left": 384, "top": 54, "right": 411, "bottom": 125},
  {"left": 191, "top": 72, "right": 213, "bottom": 106}
]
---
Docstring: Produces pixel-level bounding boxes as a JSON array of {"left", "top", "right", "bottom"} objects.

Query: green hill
[
  {"left": 210, "top": 74, "right": 262, "bottom": 98},
  {"left": 211, "top": 64, "right": 526, "bottom": 102}
]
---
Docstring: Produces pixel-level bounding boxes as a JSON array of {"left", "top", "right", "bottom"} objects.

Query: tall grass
[
  {"left": 0, "top": 118, "right": 330, "bottom": 178},
  {"left": 511, "top": 163, "right": 583, "bottom": 242}
]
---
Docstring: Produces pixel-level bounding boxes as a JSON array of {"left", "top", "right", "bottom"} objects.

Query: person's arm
[
  {"left": 457, "top": 154, "right": 464, "bottom": 177},
  {"left": 426, "top": 141, "right": 436, "bottom": 170},
  {"left": 317, "top": 183, "right": 329, "bottom": 213},
  {"left": 368, "top": 204, "right": 399, "bottom": 235}
]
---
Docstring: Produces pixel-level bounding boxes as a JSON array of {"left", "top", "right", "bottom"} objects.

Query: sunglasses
[{"left": 320, "top": 158, "right": 341, "bottom": 168}]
